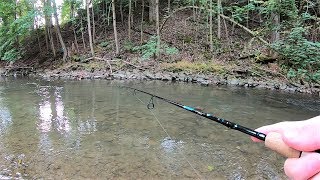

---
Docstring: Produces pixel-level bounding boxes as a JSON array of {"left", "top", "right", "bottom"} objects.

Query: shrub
[{"left": 272, "top": 27, "right": 320, "bottom": 82}]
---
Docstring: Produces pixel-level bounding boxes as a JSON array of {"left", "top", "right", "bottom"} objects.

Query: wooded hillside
[{"left": 0, "top": 0, "right": 319, "bottom": 85}]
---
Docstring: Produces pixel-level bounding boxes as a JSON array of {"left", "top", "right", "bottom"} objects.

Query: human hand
[{"left": 251, "top": 115, "right": 320, "bottom": 180}]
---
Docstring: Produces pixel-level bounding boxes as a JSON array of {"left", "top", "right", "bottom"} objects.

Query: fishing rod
[{"left": 122, "top": 86, "right": 320, "bottom": 158}]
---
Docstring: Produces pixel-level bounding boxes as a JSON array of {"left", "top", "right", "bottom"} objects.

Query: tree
[
  {"left": 209, "top": 0, "right": 213, "bottom": 52},
  {"left": 86, "top": 0, "right": 95, "bottom": 57},
  {"left": 112, "top": 0, "right": 119, "bottom": 55},
  {"left": 128, "top": 0, "right": 132, "bottom": 41},
  {"left": 149, "top": 0, "right": 156, "bottom": 22},
  {"left": 217, "top": 0, "right": 221, "bottom": 39},
  {"left": 155, "top": 0, "right": 160, "bottom": 57},
  {"left": 52, "top": 0, "right": 67, "bottom": 62}
]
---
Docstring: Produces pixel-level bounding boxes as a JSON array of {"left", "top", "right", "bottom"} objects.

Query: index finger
[{"left": 251, "top": 121, "right": 293, "bottom": 142}]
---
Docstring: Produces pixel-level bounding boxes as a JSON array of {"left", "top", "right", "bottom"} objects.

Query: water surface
[{"left": 0, "top": 77, "right": 319, "bottom": 179}]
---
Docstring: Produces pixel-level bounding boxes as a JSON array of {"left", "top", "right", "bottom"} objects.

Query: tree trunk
[
  {"left": 44, "top": 21, "right": 49, "bottom": 51},
  {"left": 149, "top": 0, "right": 156, "bottom": 22},
  {"left": 91, "top": 5, "right": 96, "bottom": 44},
  {"left": 155, "top": 0, "right": 160, "bottom": 57},
  {"left": 52, "top": 0, "right": 67, "bottom": 62},
  {"left": 167, "top": 0, "right": 170, "bottom": 12},
  {"left": 44, "top": 0, "right": 56, "bottom": 57},
  {"left": 217, "top": 0, "right": 221, "bottom": 39},
  {"left": 70, "top": 0, "right": 74, "bottom": 19},
  {"left": 270, "top": 11, "right": 280, "bottom": 58},
  {"left": 73, "top": 26, "right": 79, "bottom": 53},
  {"left": 36, "top": 28, "right": 42, "bottom": 52},
  {"left": 128, "top": 0, "right": 132, "bottom": 41},
  {"left": 140, "top": 0, "right": 144, "bottom": 44},
  {"left": 80, "top": 16, "right": 86, "bottom": 48},
  {"left": 120, "top": 0, "right": 124, "bottom": 24},
  {"left": 107, "top": 1, "right": 112, "bottom": 26},
  {"left": 42, "top": 0, "right": 51, "bottom": 52},
  {"left": 49, "top": 28, "right": 56, "bottom": 57},
  {"left": 209, "top": 0, "right": 213, "bottom": 52},
  {"left": 112, "top": 0, "right": 120, "bottom": 55},
  {"left": 86, "top": 0, "right": 95, "bottom": 57}
]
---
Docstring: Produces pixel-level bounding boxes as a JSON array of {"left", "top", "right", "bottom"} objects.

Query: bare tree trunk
[
  {"left": 149, "top": 0, "right": 156, "bottom": 22},
  {"left": 167, "top": 0, "right": 170, "bottom": 12},
  {"left": 140, "top": 0, "right": 144, "bottom": 44},
  {"left": 52, "top": 0, "right": 67, "bottom": 62},
  {"left": 270, "top": 11, "right": 280, "bottom": 58},
  {"left": 80, "top": 16, "right": 86, "bottom": 48},
  {"left": 43, "top": 0, "right": 55, "bottom": 55},
  {"left": 107, "top": 1, "right": 112, "bottom": 26},
  {"left": 128, "top": 0, "right": 132, "bottom": 41},
  {"left": 91, "top": 5, "right": 96, "bottom": 44},
  {"left": 46, "top": 0, "right": 57, "bottom": 57},
  {"left": 70, "top": 0, "right": 74, "bottom": 19},
  {"left": 120, "top": 0, "right": 124, "bottom": 24},
  {"left": 209, "top": 0, "right": 213, "bottom": 52},
  {"left": 43, "top": 17, "right": 49, "bottom": 51},
  {"left": 86, "top": 0, "right": 95, "bottom": 57},
  {"left": 73, "top": 27, "right": 79, "bottom": 53},
  {"left": 36, "top": 26, "right": 42, "bottom": 52},
  {"left": 49, "top": 28, "right": 56, "bottom": 57},
  {"left": 112, "top": 0, "right": 120, "bottom": 55},
  {"left": 217, "top": 0, "right": 221, "bottom": 39},
  {"left": 155, "top": 0, "right": 160, "bottom": 57}
]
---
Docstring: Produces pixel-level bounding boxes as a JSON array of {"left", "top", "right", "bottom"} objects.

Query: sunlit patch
[
  {"left": 0, "top": 88, "right": 12, "bottom": 135},
  {"left": 0, "top": 106, "right": 12, "bottom": 135},
  {"left": 38, "top": 100, "right": 52, "bottom": 133},
  {"left": 160, "top": 137, "right": 184, "bottom": 153},
  {"left": 77, "top": 119, "right": 97, "bottom": 134},
  {"left": 55, "top": 88, "right": 71, "bottom": 133},
  {"left": 37, "top": 86, "right": 72, "bottom": 134}
]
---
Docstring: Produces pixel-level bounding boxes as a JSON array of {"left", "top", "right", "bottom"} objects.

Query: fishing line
[
  {"left": 127, "top": 88, "right": 202, "bottom": 179},
  {"left": 121, "top": 86, "right": 320, "bottom": 161},
  {"left": 122, "top": 86, "right": 266, "bottom": 141}
]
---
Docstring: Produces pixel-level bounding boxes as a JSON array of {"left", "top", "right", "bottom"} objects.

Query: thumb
[{"left": 282, "top": 120, "right": 320, "bottom": 152}]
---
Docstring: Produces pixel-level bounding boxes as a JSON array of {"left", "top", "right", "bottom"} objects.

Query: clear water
[{"left": 0, "top": 77, "right": 319, "bottom": 179}]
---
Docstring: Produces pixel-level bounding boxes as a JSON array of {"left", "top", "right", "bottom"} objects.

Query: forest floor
[{"left": 1, "top": 10, "right": 319, "bottom": 95}]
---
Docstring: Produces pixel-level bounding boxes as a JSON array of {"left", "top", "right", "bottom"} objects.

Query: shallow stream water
[{"left": 0, "top": 77, "right": 319, "bottom": 179}]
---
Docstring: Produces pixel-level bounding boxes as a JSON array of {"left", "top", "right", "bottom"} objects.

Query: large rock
[
  {"left": 143, "top": 71, "right": 155, "bottom": 80},
  {"left": 112, "top": 71, "right": 126, "bottom": 79},
  {"left": 229, "top": 78, "right": 240, "bottom": 86},
  {"left": 161, "top": 73, "right": 171, "bottom": 81}
]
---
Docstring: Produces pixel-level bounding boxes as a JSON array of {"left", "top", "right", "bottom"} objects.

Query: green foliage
[
  {"left": 164, "top": 45, "right": 179, "bottom": 55},
  {"left": 61, "top": 0, "right": 82, "bottom": 23},
  {"left": 98, "top": 41, "right": 109, "bottom": 48},
  {"left": 123, "top": 41, "right": 135, "bottom": 53},
  {"left": 2, "top": 49, "right": 22, "bottom": 61},
  {"left": 133, "top": 36, "right": 158, "bottom": 60},
  {"left": 133, "top": 36, "right": 179, "bottom": 60},
  {"left": 272, "top": 27, "right": 320, "bottom": 82},
  {"left": 229, "top": 2, "right": 256, "bottom": 22},
  {"left": 0, "top": 5, "right": 35, "bottom": 61}
]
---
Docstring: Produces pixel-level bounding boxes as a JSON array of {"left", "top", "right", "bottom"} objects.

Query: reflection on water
[
  {"left": 0, "top": 78, "right": 319, "bottom": 179},
  {"left": 0, "top": 96, "right": 12, "bottom": 135},
  {"left": 37, "top": 86, "right": 71, "bottom": 133}
]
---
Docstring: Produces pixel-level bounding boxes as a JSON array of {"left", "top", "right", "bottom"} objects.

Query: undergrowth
[{"left": 161, "top": 60, "right": 226, "bottom": 74}]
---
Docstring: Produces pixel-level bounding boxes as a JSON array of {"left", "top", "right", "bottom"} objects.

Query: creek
[{"left": 0, "top": 77, "right": 319, "bottom": 179}]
